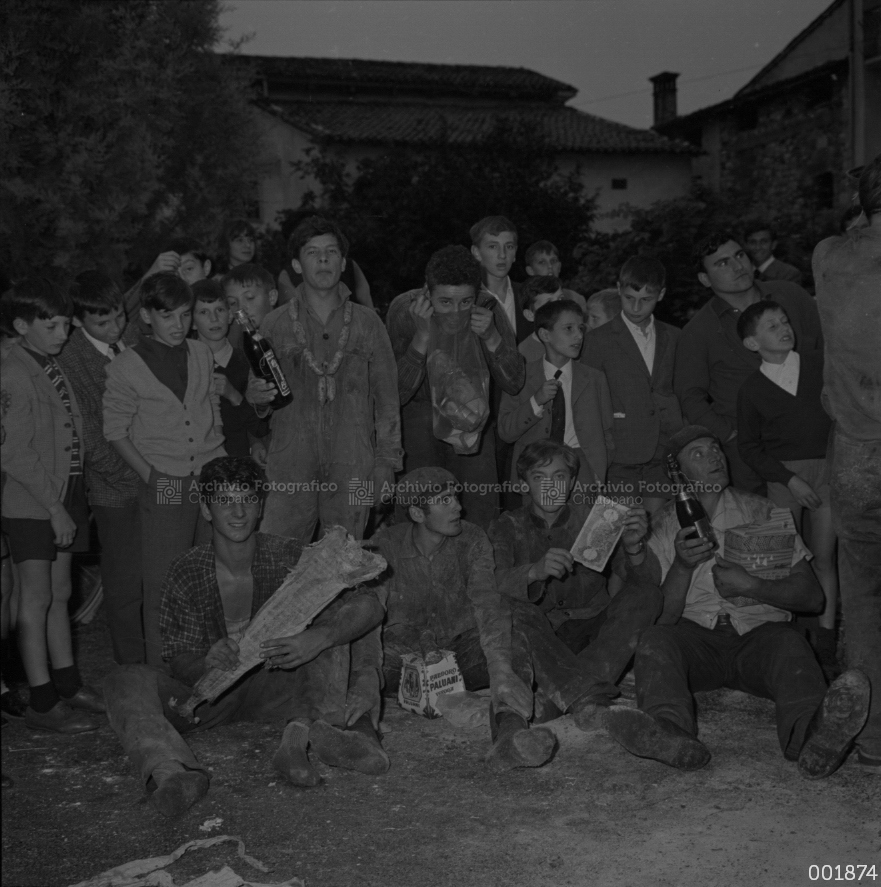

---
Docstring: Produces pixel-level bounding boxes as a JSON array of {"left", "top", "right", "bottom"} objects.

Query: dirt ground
[{"left": 2, "top": 609, "right": 878, "bottom": 887}]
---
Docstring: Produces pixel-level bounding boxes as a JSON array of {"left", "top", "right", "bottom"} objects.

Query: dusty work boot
[
  {"left": 798, "top": 669, "right": 870, "bottom": 780},
  {"left": 149, "top": 762, "right": 210, "bottom": 818},
  {"left": 272, "top": 721, "right": 321, "bottom": 787},
  {"left": 484, "top": 706, "right": 556, "bottom": 770},
  {"left": 606, "top": 708, "right": 711, "bottom": 771},
  {"left": 570, "top": 693, "right": 615, "bottom": 732},
  {"left": 309, "top": 716, "right": 390, "bottom": 776}
]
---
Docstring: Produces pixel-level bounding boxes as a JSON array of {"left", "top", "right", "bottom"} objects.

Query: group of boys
[{"left": 2, "top": 162, "right": 878, "bottom": 808}]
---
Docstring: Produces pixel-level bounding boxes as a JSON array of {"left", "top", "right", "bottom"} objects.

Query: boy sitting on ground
[
  {"left": 489, "top": 441, "right": 661, "bottom": 721},
  {"left": 104, "top": 457, "right": 388, "bottom": 818}
]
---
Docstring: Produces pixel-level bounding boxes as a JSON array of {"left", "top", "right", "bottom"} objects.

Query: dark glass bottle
[
  {"left": 235, "top": 310, "right": 293, "bottom": 410},
  {"left": 666, "top": 454, "right": 714, "bottom": 542}
]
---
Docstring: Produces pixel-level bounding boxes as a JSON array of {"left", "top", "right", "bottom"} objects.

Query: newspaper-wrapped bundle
[
  {"left": 173, "top": 527, "right": 387, "bottom": 722},
  {"left": 723, "top": 508, "right": 796, "bottom": 604}
]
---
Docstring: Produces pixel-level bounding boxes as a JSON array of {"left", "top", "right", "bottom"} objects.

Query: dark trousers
[
  {"left": 401, "top": 403, "right": 499, "bottom": 530},
  {"left": 138, "top": 472, "right": 209, "bottom": 668},
  {"left": 634, "top": 619, "right": 826, "bottom": 758},
  {"left": 829, "top": 429, "right": 881, "bottom": 763},
  {"left": 92, "top": 503, "right": 144, "bottom": 665},
  {"left": 105, "top": 653, "right": 351, "bottom": 786}
]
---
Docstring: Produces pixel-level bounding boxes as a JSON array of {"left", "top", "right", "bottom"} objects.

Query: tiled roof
[
  {"left": 225, "top": 54, "right": 577, "bottom": 101},
  {"left": 259, "top": 100, "right": 696, "bottom": 155}
]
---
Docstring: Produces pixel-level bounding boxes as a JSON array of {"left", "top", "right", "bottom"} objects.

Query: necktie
[
  {"left": 549, "top": 369, "right": 565, "bottom": 443},
  {"left": 109, "top": 343, "right": 121, "bottom": 357}
]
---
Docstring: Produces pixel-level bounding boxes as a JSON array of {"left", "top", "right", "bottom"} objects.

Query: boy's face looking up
[
  {"left": 619, "top": 283, "right": 664, "bottom": 329},
  {"left": 429, "top": 285, "right": 476, "bottom": 315},
  {"left": 293, "top": 234, "right": 346, "bottom": 293},
  {"left": 743, "top": 308, "right": 794, "bottom": 359},
  {"left": 74, "top": 306, "right": 126, "bottom": 346},
  {"left": 524, "top": 454, "right": 573, "bottom": 516},
  {"left": 178, "top": 252, "right": 211, "bottom": 286},
  {"left": 140, "top": 303, "right": 192, "bottom": 346},
  {"left": 229, "top": 233, "right": 255, "bottom": 266},
  {"left": 193, "top": 299, "right": 230, "bottom": 344},
  {"left": 539, "top": 309, "right": 584, "bottom": 362},
  {"left": 523, "top": 289, "right": 563, "bottom": 323},
  {"left": 527, "top": 251, "right": 561, "bottom": 278},
  {"left": 224, "top": 281, "right": 277, "bottom": 327},
  {"left": 471, "top": 231, "right": 517, "bottom": 283},
  {"left": 14, "top": 315, "right": 70, "bottom": 356}
]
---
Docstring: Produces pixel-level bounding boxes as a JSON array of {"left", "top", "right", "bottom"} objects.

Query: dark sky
[{"left": 220, "top": 0, "right": 834, "bottom": 128}]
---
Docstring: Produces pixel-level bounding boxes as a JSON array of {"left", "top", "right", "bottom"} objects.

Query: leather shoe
[
  {"left": 0, "top": 689, "right": 28, "bottom": 720},
  {"left": 25, "top": 700, "right": 100, "bottom": 734},
  {"left": 606, "top": 708, "right": 710, "bottom": 771},
  {"left": 485, "top": 707, "right": 556, "bottom": 770},
  {"left": 309, "top": 717, "right": 390, "bottom": 775},
  {"left": 798, "top": 669, "right": 870, "bottom": 780},
  {"left": 62, "top": 684, "right": 106, "bottom": 714}
]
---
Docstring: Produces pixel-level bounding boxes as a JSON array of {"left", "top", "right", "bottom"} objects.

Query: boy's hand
[
  {"left": 250, "top": 439, "right": 268, "bottom": 467},
  {"left": 528, "top": 547, "right": 574, "bottom": 583},
  {"left": 213, "top": 372, "right": 242, "bottom": 406},
  {"left": 673, "top": 526, "right": 715, "bottom": 569},
  {"left": 470, "top": 304, "right": 497, "bottom": 340},
  {"left": 409, "top": 288, "right": 434, "bottom": 350},
  {"left": 205, "top": 637, "right": 240, "bottom": 672},
  {"left": 260, "top": 626, "right": 332, "bottom": 670},
  {"left": 712, "top": 555, "right": 761, "bottom": 598},
  {"left": 621, "top": 508, "right": 648, "bottom": 550},
  {"left": 787, "top": 475, "right": 821, "bottom": 510},
  {"left": 48, "top": 505, "right": 77, "bottom": 548},
  {"left": 144, "top": 251, "right": 180, "bottom": 278},
  {"left": 246, "top": 374, "right": 276, "bottom": 406},
  {"left": 535, "top": 378, "right": 560, "bottom": 406}
]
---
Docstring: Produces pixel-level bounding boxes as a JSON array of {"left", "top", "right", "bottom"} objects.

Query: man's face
[
  {"left": 698, "top": 240, "right": 754, "bottom": 297},
  {"left": 178, "top": 252, "right": 211, "bottom": 286},
  {"left": 744, "top": 308, "right": 794, "bottom": 357},
  {"left": 75, "top": 306, "right": 126, "bottom": 346},
  {"left": 524, "top": 454, "right": 573, "bottom": 515},
  {"left": 201, "top": 485, "right": 262, "bottom": 544},
  {"left": 16, "top": 315, "right": 70, "bottom": 356},
  {"left": 415, "top": 489, "right": 462, "bottom": 537},
  {"left": 745, "top": 230, "right": 775, "bottom": 266},
  {"left": 527, "top": 251, "right": 561, "bottom": 278},
  {"left": 471, "top": 231, "right": 517, "bottom": 281},
  {"left": 677, "top": 437, "right": 729, "bottom": 491},
  {"left": 192, "top": 299, "right": 230, "bottom": 344},
  {"left": 540, "top": 309, "right": 584, "bottom": 361},
  {"left": 225, "top": 281, "right": 277, "bottom": 327},
  {"left": 229, "top": 232, "right": 255, "bottom": 266},
  {"left": 585, "top": 303, "right": 612, "bottom": 330},
  {"left": 619, "top": 284, "right": 664, "bottom": 328},
  {"left": 140, "top": 303, "right": 192, "bottom": 346},
  {"left": 293, "top": 234, "right": 346, "bottom": 292},
  {"left": 429, "top": 284, "right": 475, "bottom": 315}
]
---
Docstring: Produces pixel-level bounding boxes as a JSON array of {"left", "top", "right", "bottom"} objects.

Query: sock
[
  {"left": 52, "top": 665, "right": 82, "bottom": 699},
  {"left": 28, "top": 682, "right": 60, "bottom": 713}
]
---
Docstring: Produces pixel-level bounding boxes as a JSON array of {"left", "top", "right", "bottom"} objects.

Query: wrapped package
[{"left": 173, "top": 527, "right": 387, "bottom": 722}]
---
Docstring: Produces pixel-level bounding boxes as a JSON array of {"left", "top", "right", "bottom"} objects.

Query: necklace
[{"left": 289, "top": 297, "right": 353, "bottom": 403}]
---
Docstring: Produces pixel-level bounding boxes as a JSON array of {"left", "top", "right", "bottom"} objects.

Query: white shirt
[
  {"left": 211, "top": 340, "right": 234, "bottom": 369},
  {"left": 482, "top": 277, "right": 517, "bottom": 337},
  {"left": 83, "top": 328, "right": 126, "bottom": 359},
  {"left": 620, "top": 312, "right": 656, "bottom": 374},
  {"left": 760, "top": 349, "right": 800, "bottom": 396},
  {"left": 530, "top": 358, "right": 580, "bottom": 449}
]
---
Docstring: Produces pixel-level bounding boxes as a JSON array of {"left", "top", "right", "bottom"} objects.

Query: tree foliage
[
  {"left": 286, "top": 121, "right": 597, "bottom": 310},
  {"left": 0, "top": 0, "right": 258, "bottom": 283}
]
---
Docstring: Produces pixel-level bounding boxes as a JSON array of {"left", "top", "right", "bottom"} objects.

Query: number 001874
[{"left": 808, "top": 865, "right": 878, "bottom": 881}]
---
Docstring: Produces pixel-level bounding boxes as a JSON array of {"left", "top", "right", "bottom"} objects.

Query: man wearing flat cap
[
  {"left": 372, "top": 467, "right": 557, "bottom": 770},
  {"left": 605, "top": 426, "right": 869, "bottom": 779}
]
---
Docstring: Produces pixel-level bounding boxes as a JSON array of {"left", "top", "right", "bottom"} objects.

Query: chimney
[{"left": 650, "top": 72, "right": 679, "bottom": 127}]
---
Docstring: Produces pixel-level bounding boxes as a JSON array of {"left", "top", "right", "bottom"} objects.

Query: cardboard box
[{"left": 397, "top": 650, "right": 466, "bottom": 718}]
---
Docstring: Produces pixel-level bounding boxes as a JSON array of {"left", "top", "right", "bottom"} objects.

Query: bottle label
[{"left": 260, "top": 352, "right": 291, "bottom": 397}]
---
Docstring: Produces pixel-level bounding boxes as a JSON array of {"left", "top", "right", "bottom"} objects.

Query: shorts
[
  {"left": 767, "top": 458, "right": 831, "bottom": 511},
  {"left": 1, "top": 475, "right": 91, "bottom": 563}
]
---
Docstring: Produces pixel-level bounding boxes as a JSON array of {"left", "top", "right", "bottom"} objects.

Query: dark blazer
[
  {"left": 758, "top": 258, "right": 803, "bottom": 285},
  {"left": 581, "top": 314, "right": 684, "bottom": 465},
  {"left": 0, "top": 343, "right": 85, "bottom": 519},
  {"left": 56, "top": 330, "right": 140, "bottom": 507},
  {"left": 498, "top": 358, "right": 614, "bottom": 483}
]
